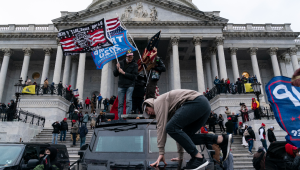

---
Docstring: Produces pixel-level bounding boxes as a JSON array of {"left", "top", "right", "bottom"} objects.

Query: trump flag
[
  {"left": 91, "top": 30, "right": 136, "bottom": 69},
  {"left": 266, "top": 76, "right": 300, "bottom": 148}
]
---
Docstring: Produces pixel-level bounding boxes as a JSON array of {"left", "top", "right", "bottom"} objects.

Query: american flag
[
  {"left": 58, "top": 18, "right": 113, "bottom": 55},
  {"left": 106, "top": 17, "right": 125, "bottom": 36}
]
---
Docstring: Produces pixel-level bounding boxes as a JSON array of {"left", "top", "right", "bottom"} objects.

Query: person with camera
[{"left": 51, "top": 121, "right": 60, "bottom": 144}]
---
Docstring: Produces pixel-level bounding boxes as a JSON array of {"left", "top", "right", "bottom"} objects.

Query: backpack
[
  {"left": 267, "top": 141, "right": 287, "bottom": 159},
  {"left": 243, "top": 129, "right": 250, "bottom": 136},
  {"left": 253, "top": 151, "right": 265, "bottom": 169}
]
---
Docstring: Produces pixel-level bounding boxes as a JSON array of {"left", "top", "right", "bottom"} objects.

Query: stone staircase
[{"left": 30, "top": 119, "right": 94, "bottom": 164}]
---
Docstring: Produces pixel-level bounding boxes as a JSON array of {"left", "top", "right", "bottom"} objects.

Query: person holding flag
[{"left": 113, "top": 50, "right": 138, "bottom": 120}]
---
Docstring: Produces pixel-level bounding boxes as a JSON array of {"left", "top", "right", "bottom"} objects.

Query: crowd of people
[{"left": 0, "top": 100, "right": 16, "bottom": 121}]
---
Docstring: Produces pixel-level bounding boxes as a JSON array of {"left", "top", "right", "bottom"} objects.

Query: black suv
[
  {"left": 0, "top": 143, "right": 69, "bottom": 170},
  {"left": 75, "top": 119, "right": 216, "bottom": 170}
]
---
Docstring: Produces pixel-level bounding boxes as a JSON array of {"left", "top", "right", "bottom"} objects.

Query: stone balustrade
[
  {"left": 296, "top": 37, "right": 300, "bottom": 45},
  {"left": 224, "top": 23, "right": 292, "bottom": 32},
  {"left": 0, "top": 24, "right": 57, "bottom": 32}
]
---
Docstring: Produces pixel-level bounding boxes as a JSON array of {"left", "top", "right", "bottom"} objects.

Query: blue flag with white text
[
  {"left": 91, "top": 30, "right": 136, "bottom": 69},
  {"left": 266, "top": 76, "right": 300, "bottom": 148}
]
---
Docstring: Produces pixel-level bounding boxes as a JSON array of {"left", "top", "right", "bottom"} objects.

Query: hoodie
[
  {"left": 142, "top": 89, "right": 202, "bottom": 157},
  {"left": 251, "top": 98, "right": 259, "bottom": 110},
  {"left": 85, "top": 97, "right": 90, "bottom": 105}
]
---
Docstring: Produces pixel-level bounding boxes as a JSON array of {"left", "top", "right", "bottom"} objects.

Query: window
[
  {"left": 32, "top": 72, "right": 40, "bottom": 80},
  {"left": 242, "top": 72, "right": 250, "bottom": 78},
  {"left": 0, "top": 145, "right": 23, "bottom": 167},
  {"left": 94, "top": 130, "right": 144, "bottom": 153},
  {"left": 149, "top": 130, "right": 178, "bottom": 153}
]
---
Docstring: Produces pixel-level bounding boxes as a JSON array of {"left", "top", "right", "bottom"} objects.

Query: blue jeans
[
  {"left": 227, "top": 132, "right": 234, "bottom": 143},
  {"left": 52, "top": 133, "right": 58, "bottom": 144},
  {"left": 78, "top": 121, "right": 82, "bottom": 127},
  {"left": 118, "top": 87, "right": 134, "bottom": 119},
  {"left": 80, "top": 137, "right": 86, "bottom": 148},
  {"left": 248, "top": 140, "right": 253, "bottom": 152},
  {"left": 233, "top": 122, "right": 238, "bottom": 135},
  {"left": 60, "top": 131, "right": 66, "bottom": 141},
  {"left": 261, "top": 139, "right": 268, "bottom": 151}
]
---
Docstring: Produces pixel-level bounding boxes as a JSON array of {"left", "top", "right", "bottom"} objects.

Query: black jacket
[
  {"left": 152, "top": 57, "right": 166, "bottom": 74},
  {"left": 60, "top": 121, "right": 68, "bottom": 131},
  {"left": 284, "top": 153, "right": 300, "bottom": 170},
  {"left": 69, "top": 104, "right": 75, "bottom": 112},
  {"left": 225, "top": 120, "right": 234, "bottom": 133},
  {"left": 245, "top": 127, "right": 256, "bottom": 141},
  {"left": 267, "top": 129, "right": 277, "bottom": 143},
  {"left": 52, "top": 122, "right": 61, "bottom": 134},
  {"left": 113, "top": 59, "right": 138, "bottom": 88}
]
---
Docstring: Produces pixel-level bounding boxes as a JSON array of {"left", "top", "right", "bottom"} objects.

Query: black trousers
[
  {"left": 209, "top": 124, "right": 215, "bottom": 133},
  {"left": 145, "top": 80, "right": 157, "bottom": 99},
  {"left": 254, "top": 108, "right": 261, "bottom": 119},
  {"left": 98, "top": 100, "right": 102, "bottom": 109},
  {"left": 132, "top": 98, "right": 144, "bottom": 114},
  {"left": 166, "top": 96, "right": 218, "bottom": 157},
  {"left": 219, "top": 122, "right": 225, "bottom": 132},
  {"left": 85, "top": 104, "right": 89, "bottom": 109}
]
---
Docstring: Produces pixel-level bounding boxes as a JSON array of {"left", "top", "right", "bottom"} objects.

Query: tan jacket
[
  {"left": 143, "top": 89, "right": 201, "bottom": 156},
  {"left": 225, "top": 109, "right": 231, "bottom": 116}
]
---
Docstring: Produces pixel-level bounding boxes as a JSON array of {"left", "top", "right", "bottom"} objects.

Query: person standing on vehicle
[
  {"left": 34, "top": 146, "right": 61, "bottom": 170},
  {"left": 143, "top": 89, "right": 232, "bottom": 169},
  {"left": 82, "top": 112, "right": 89, "bottom": 127},
  {"left": 71, "top": 120, "right": 78, "bottom": 147},
  {"left": 244, "top": 126, "right": 256, "bottom": 155},
  {"left": 52, "top": 121, "right": 60, "bottom": 144},
  {"left": 267, "top": 126, "right": 277, "bottom": 143},
  {"left": 259, "top": 123, "right": 268, "bottom": 151},
  {"left": 218, "top": 114, "right": 225, "bottom": 133},
  {"left": 114, "top": 50, "right": 138, "bottom": 119},
  {"left": 60, "top": 118, "right": 68, "bottom": 142},
  {"left": 97, "top": 93, "right": 103, "bottom": 109},
  {"left": 79, "top": 124, "right": 88, "bottom": 148}
]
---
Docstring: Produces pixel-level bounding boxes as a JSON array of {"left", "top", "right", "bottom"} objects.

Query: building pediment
[{"left": 52, "top": 0, "right": 228, "bottom": 29}]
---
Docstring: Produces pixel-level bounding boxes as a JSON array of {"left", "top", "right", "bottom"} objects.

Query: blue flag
[
  {"left": 266, "top": 76, "right": 300, "bottom": 148},
  {"left": 91, "top": 30, "right": 136, "bottom": 69}
]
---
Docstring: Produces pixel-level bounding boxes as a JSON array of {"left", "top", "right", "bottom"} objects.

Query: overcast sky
[{"left": 0, "top": 0, "right": 299, "bottom": 32}]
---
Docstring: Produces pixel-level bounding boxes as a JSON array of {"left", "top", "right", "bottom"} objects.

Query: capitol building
[{"left": 0, "top": 0, "right": 299, "bottom": 106}]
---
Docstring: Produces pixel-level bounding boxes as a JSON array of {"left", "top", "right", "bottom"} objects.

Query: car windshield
[
  {"left": 0, "top": 145, "right": 23, "bottom": 166},
  {"left": 149, "top": 130, "right": 177, "bottom": 153},
  {"left": 94, "top": 130, "right": 144, "bottom": 152}
]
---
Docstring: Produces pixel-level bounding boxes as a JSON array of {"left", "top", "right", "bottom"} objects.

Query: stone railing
[
  {"left": 0, "top": 24, "right": 58, "bottom": 32},
  {"left": 296, "top": 37, "right": 300, "bottom": 45},
  {"left": 223, "top": 23, "right": 292, "bottom": 32}
]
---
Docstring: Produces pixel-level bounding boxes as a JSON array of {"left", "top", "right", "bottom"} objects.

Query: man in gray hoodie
[{"left": 143, "top": 89, "right": 232, "bottom": 170}]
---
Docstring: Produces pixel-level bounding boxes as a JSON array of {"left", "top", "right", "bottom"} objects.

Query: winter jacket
[
  {"left": 218, "top": 116, "right": 224, "bottom": 123},
  {"left": 284, "top": 153, "right": 300, "bottom": 170},
  {"left": 252, "top": 98, "right": 260, "bottom": 110},
  {"left": 109, "top": 98, "right": 115, "bottom": 105},
  {"left": 58, "top": 83, "right": 63, "bottom": 90},
  {"left": 90, "top": 113, "right": 98, "bottom": 121},
  {"left": 71, "top": 123, "right": 78, "bottom": 134},
  {"left": 97, "top": 96, "right": 103, "bottom": 101},
  {"left": 79, "top": 124, "right": 88, "bottom": 138},
  {"left": 214, "top": 78, "right": 220, "bottom": 85},
  {"left": 267, "top": 129, "right": 277, "bottom": 143},
  {"left": 60, "top": 121, "right": 68, "bottom": 131},
  {"left": 245, "top": 127, "right": 256, "bottom": 141},
  {"left": 83, "top": 114, "right": 89, "bottom": 123},
  {"left": 253, "top": 150, "right": 266, "bottom": 170},
  {"left": 113, "top": 58, "right": 138, "bottom": 88},
  {"left": 142, "top": 89, "right": 201, "bottom": 157},
  {"left": 78, "top": 113, "right": 83, "bottom": 122},
  {"left": 71, "top": 112, "right": 78, "bottom": 121},
  {"left": 152, "top": 57, "right": 166, "bottom": 74},
  {"left": 225, "top": 120, "right": 234, "bottom": 133},
  {"left": 52, "top": 122, "right": 60, "bottom": 134},
  {"left": 241, "top": 76, "right": 248, "bottom": 84},
  {"left": 208, "top": 114, "right": 217, "bottom": 125},
  {"left": 69, "top": 104, "right": 75, "bottom": 113},
  {"left": 225, "top": 109, "right": 231, "bottom": 116},
  {"left": 85, "top": 98, "right": 90, "bottom": 105}
]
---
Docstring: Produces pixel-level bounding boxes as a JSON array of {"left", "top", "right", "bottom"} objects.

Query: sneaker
[
  {"left": 248, "top": 151, "right": 253, "bottom": 155},
  {"left": 219, "top": 134, "right": 232, "bottom": 162},
  {"left": 184, "top": 157, "right": 209, "bottom": 170}
]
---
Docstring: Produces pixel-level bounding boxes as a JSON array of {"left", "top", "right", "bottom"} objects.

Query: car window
[
  {"left": 23, "top": 146, "right": 39, "bottom": 164},
  {"left": 50, "top": 145, "right": 69, "bottom": 159},
  {"left": 149, "top": 130, "right": 178, "bottom": 153},
  {"left": 94, "top": 130, "right": 144, "bottom": 152},
  {"left": 0, "top": 145, "right": 23, "bottom": 167}
]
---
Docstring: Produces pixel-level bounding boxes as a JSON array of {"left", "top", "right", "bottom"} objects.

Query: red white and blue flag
[
  {"left": 57, "top": 18, "right": 113, "bottom": 56},
  {"left": 106, "top": 17, "right": 125, "bottom": 36}
]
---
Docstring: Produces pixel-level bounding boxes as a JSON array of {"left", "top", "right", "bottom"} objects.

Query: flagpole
[
  {"left": 105, "top": 19, "right": 119, "bottom": 63},
  {"left": 116, "top": 14, "right": 147, "bottom": 76}
]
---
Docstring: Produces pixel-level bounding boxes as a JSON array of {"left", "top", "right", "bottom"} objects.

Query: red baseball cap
[
  {"left": 262, "top": 123, "right": 266, "bottom": 127},
  {"left": 227, "top": 117, "right": 232, "bottom": 120}
]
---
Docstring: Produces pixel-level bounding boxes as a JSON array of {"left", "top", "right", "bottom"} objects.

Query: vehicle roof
[
  {"left": 95, "top": 119, "right": 157, "bottom": 128},
  {"left": 0, "top": 142, "right": 66, "bottom": 147}
]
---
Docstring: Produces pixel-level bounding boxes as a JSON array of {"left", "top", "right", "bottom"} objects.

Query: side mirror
[
  {"left": 80, "top": 144, "right": 89, "bottom": 151},
  {"left": 27, "top": 159, "right": 39, "bottom": 169}
]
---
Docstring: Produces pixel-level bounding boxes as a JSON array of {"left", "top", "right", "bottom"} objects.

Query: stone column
[
  {"left": 40, "top": 48, "right": 52, "bottom": 84},
  {"left": 248, "top": 48, "right": 262, "bottom": 83},
  {"left": 100, "top": 61, "right": 113, "bottom": 99},
  {"left": 210, "top": 47, "right": 219, "bottom": 80},
  {"left": 204, "top": 56, "right": 213, "bottom": 89},
  {"left": 76, "top": 53, "right": 86, "bottom": 102},
  {"left": 229, "top": 48, "right": 240, "bottom": 81},
  {"left": 278, "top": 54, "right": 288, "bottom": 77},
  {"left": 171, "top": 36, "right": 181, "bottom": 89},
  {"left": 168, "top": 48, "right": 174, "bottom": 91},
  {"left": 53, "top": 39, "right": 64, "bottom": 84},
  {"left": 289, "top": 47, "right": 299, "bottom": 72},
  {"left": 0, "top": 55, "right": 3, "bottom": 71},
  {"left": 62, "top": 55, "right": 71, "bottom": 85},
  {"left": 0, "top": 49, "right": 13, "bottom": 102},
  {"left": 268, "top": 47, "right": 281, "bottom": 77},
  {"left": 70, "top": 56, "right": 78, "bottom": 88},
  {"left": 20, "top": 48, "right": 33, "bottom": 82},
  {"left": 193, "top": 36, "right": 205, "bottom": 92},
  {"left": 215, "top": 37, "right": 228, "bottom": 79}
]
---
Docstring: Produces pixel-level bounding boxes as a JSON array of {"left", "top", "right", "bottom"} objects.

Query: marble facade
[{"left": 0, "top": 0, "right": 300, "bottom": 114}]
